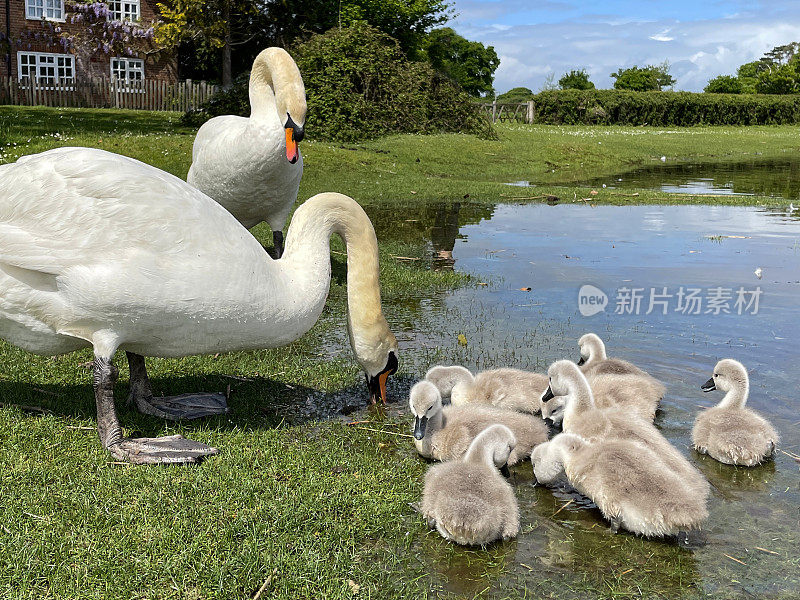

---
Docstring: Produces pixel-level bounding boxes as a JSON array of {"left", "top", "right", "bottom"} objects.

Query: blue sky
[{"left": 450, "top": 1, "right": 800, "bottom": 92}]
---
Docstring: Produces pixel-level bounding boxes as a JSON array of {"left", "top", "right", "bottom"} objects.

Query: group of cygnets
[{"left": 409, "top": 333, "right": 780, "bottom": 546}]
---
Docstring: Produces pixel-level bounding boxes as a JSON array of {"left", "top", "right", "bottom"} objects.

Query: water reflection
[
  {"left": 584, "top": 157, "right": 800, "bottom": 200},
  {"left": 390, "top": 202, "right": 800, "bottom": 598}
]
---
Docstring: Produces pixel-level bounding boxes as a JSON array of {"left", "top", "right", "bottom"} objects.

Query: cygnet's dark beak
[{"left": 413, "top": 415, "right": 428, "bottom": 440}]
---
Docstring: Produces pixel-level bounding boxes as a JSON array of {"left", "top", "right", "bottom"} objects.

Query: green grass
[
  {"left": 3, "top": 105, "right": 799, "bottom": 206},
  {"left": 0, "top": 106, "right": 797, "bottom": 599}
]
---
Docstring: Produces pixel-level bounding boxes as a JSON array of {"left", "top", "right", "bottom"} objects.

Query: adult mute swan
[
  {"left": 187, "top": 47, "right": 306, "bottom": 257},
  {"left": 0, "top": 147, "right": 397, "bottom": 464}
]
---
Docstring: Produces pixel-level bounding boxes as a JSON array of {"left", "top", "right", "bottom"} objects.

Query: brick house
[{"left": 1, "top": 0, "right": 177, "bottom": 85}]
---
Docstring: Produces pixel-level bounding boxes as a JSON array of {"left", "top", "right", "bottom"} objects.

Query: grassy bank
[
  {"left": 0, "top": 106, "right": 797, "bottom": 599},
  {"left": 3, "top": 105, "right": 799, "bottom": 206}
]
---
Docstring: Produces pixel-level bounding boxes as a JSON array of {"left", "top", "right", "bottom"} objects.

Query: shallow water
[
  {"left": 586, "top": 157, "right": 800, "bottom": 200},
  {"left": 382, "top": 203, "right": 800, "bottom": 598}
]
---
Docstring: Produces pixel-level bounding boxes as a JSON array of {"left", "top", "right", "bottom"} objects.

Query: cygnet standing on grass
[
  {"left": 425, "top": 365, "right": 548, "bottom": 413},
  {"left": 693, "top": 359, "right": 779, "bottom": 466},
  {"left": 409, "top": 380, "right": 549, "bottom": 464},
  {"left": 532, "top": 433, "right": 708, "bottom": 537},
  {"left": 420, "top": 424, "right": 520, "bottom": 546}
]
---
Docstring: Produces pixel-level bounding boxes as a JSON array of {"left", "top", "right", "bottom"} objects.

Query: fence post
[
  {"left": 527, "top": 100, "right": 534, "bottom": 124},
  {"left": 492, "top": 100, "right": 497, "bottom": 123}
]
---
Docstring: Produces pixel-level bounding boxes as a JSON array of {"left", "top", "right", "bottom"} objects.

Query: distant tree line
[
  {"left": 705, "top": 43, "right": 800, "bottom": 94},
  {"left": 494, "top": 42, "right": 800, "bottom": 101}
]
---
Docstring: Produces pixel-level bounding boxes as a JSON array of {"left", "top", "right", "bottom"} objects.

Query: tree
[
  {"left": 424, "top": 27, "right": 499, "bottom": 96},
  {"left": 158, "top": 0, "right": 453, "bottom": 86},
  {"left": 755, "top": 64, "right": 800, "bottom": 94},
  {"left": 496, "top": 87, "right": 534, "bottom": 102},
  {"left": 263, "top": 0, "right": 452, "bottom": 58},
  {"left": 704, "top": 75, "right": 743, "bottom": 94},
  {"left": 156, "top": 0, "right": 265, "bottom": 88},
  {"left": 611, "top": 63, "right": 675, "bottom": 91},
  {"left": 736, "top": 61, "right": 763, "bottom": 93},
  {"left": 558, "top": 69, "right": 594, "bottom": 90}
]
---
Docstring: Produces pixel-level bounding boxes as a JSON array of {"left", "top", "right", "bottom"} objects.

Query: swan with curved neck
[
  {"left": 187, "top": 47, "right": 306, "bottom": 256},
  {"left": 0, "top": 147, "right": 397, "bottom": 463},
  {"left": 694, "top": 359, "right": 778, "bottom": 465}
]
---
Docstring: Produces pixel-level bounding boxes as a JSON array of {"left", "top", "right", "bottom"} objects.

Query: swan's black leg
[
  {"left": 272, "top": 230, "right": 284, "bottom": 258},
  {"left": 94, "top": 356, "right": 123, "bottom": 449},
  {"left": 94, "top": 354, "right": 218, "bottom": 464},
  {"left": 126, "top": 352, "right": 228, "bottom": 421}
]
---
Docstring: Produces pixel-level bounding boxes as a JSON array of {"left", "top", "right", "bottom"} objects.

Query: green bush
[
  {"left": 295, "top": 23, "right": 493, "bottom": 141},
  {"left": 495, "top": 87, "right": 534, "bottom": 102},
  {"left": 526, "top": 89, "right": 800, "bottom": 126},
  {"left": 704, "top": 75, "right": 743, "bottom": 94},
  {"left": 183, "top": 22, "right": 494, "bottom": 141},
  {"left": 558, "top": 69, "right": 594, "bottom": 90}
]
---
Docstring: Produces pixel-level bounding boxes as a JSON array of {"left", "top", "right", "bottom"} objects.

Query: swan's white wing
[{"left": 0, "top": 147, "right": 263, "bottom": 274}]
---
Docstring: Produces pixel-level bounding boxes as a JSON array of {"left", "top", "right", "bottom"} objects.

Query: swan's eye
[{"left": 714, "top": 374, "right": 719, "bottom": 378}]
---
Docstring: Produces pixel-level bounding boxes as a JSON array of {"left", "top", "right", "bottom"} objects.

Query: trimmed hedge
[{"left": 529, "top": 90, "right": 800, "bottom": 126}]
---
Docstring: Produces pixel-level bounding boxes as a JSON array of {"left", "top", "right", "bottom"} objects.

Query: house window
[
  {"left": 18, "top": 52, "right": 75, "bottom": 87},
  {"left": 111, "top": 57, "right": 144, "bottom": 89},
  {"left": 108, "top": 0, "right": 140, "bottom": 21},
  {"left": 26, "top": 0, "right": 64, "bottom": 20}
]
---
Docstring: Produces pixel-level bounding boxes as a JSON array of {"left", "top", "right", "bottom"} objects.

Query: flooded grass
[{"left": 1, "top": 107, "right": 799, "bottom": 598}]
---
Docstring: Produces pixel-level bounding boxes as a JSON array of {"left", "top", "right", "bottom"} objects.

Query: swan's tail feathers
[{"left": 435, "top": 495, "right": 497, "bottom": 546}]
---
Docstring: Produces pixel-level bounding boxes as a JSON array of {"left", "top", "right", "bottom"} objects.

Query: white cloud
[
  {"left": 649, "top": 29, "right": 675, "bottom": 42},
  {"left": 452, "top": 5, "right": 800, "bottom": 92}
]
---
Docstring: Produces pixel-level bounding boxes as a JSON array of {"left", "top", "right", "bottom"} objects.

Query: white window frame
[
  {"left": 108, "top": 0, "right": 140, "bottom": 22},
  {"left": 17, "top": 51, "right": 75, "bottom": 89},
  {"left": 25, "top": 0, "right": 65, "bottom": 21},
  {"left": 111, "top": 57, "right": 145, "bottom": 92}
]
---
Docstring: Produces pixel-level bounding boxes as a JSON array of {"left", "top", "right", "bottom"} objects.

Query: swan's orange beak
[
  {"left": 378, "top": 370, "right": 390, "bottom": 404},
  {"left": 285, "top": 128, "right": 299, "bottom": 164}
]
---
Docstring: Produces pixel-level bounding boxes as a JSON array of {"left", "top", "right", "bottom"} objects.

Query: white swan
[
  {"left": 0, "top": 147, "right": 398, "bottom": 464},
  {"left": 187, "top": 47, "right": 306, "bottom": 256}
]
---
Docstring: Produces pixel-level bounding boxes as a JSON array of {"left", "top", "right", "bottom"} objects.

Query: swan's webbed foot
[
  {"left": 108, "top": 434, "right": 218, "bottom": 464},
  {"left": 126, "top": 352, "right": 228, "bottom": 420},
  {"left": 94, "top": 355, "right": 218, "bottom": 465},
  {"left": 133, "top": 392, "right": 229, "bottom": 421},
  {"left": 609, "top": 516, "right": 622, "bottom": 534}
]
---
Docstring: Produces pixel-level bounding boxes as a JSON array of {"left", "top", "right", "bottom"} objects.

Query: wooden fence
[
  {"left": 479, "top": 101, "right": 536, "bottom": 124},
  {"left": 0, "top": 76, "right": 219, "bottom": 111}
]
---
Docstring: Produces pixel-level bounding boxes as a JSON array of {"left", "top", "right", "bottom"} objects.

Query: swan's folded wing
[{"left": 0, "top": 147, "right": 262, "bottom": 272}]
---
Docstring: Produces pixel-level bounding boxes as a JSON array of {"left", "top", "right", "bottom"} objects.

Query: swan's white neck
[
  {"left": 249, "top": 48, "right": 305, "bottom": 125},
  {"left": 282, "top": 193, "right": 394, "bottom": 376}
]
